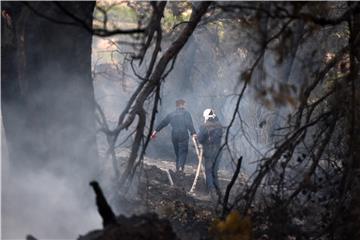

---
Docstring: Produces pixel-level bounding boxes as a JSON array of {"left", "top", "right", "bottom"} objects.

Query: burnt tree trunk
[
  {"left": 1, "top": 2, "right": 98, "bottom": 177},
  {"left": 344, "top": 4, "right": 360, "bottom": 238}
]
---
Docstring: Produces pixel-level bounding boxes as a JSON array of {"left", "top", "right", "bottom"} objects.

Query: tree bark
[{"left": 345, "top": 4, "right": 360, "bottom": 238}]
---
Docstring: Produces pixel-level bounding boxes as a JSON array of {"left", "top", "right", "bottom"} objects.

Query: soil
[{"left": 78, "top": 151, "right": 247, "bottom": 240}]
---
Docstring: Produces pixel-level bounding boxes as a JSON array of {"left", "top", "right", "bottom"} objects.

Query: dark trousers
[
  {"left": 203, "top": 144, "right": 221, "bottom": 190},
  {"left": 172, "top": 137, "right": 189, "bottom": 172}
]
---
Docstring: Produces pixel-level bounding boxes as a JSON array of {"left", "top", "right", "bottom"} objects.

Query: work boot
[
  {"left": 209, "top": 189, "right": 218, "bottom": 202},
  {"left": 175, "top": 168, "right": 185, "bottom": 176}
]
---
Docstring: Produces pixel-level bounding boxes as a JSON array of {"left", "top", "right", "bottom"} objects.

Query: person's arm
[
  {"left": 185, "top": 111, "right": 196, "bottom": 135},
  {"left": 151, "top": 114, "right": 171, "bottom": 140},
  {"left": 155, "top": 113, "right": 172, "bottom": 132}
]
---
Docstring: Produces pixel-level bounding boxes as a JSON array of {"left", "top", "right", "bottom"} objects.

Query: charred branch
[{"left": 90, "top": 181, "right": 117, "bottom": 227}]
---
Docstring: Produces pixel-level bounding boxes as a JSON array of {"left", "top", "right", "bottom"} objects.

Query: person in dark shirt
[
  {"left": 198, "top": 108, "right": 223, "bottom": 194},
  {"left": 151, "top": 99, "right": 197, "bottom": 172}
]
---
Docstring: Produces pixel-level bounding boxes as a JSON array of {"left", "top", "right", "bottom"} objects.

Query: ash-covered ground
[{"left": 78, "top": 148, "right": 247, "bottom": 240}]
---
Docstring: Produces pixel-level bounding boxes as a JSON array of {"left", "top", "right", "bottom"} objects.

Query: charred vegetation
[{"left": 2, "top": 1, "right": 360, "bottom": 239}]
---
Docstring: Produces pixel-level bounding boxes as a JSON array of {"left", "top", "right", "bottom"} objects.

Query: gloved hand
[{"left": 150, "top": 130, "right": 157, "bottom": 140}]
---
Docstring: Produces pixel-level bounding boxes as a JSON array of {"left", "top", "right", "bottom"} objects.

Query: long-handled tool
[
  {"left": 189, "top": 136, "right": 205, "bottom": 193},
  {"left": 165, "top": 169, "right": 174, "bottom": 186}
]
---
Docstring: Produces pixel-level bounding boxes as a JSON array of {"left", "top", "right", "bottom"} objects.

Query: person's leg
[
  {"left": 172, "top": 138, "right": 180, "bottom": 172},
  {"left": 178, "top": 138, "right": 189, "bottom": 171},
  {"left": 212, "top": 146, "right": 222, "bottom": 189},
  {"left": 204, "top": 147, "right": 215, "bottom": 191}
]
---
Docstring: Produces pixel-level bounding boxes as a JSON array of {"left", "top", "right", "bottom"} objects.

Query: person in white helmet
[{"left": 197, "top": 108, "right": 223, "bottom": 197}]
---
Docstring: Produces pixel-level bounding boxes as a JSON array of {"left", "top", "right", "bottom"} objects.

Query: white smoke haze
[
  {"left": 2, "top": 104, "right": 103, "bottom": 240},
  {"left": 1, "top": 56, "right": 110, "bottom": 236},
  {"left": 1, "top": 12, "right": 267, "bottom": 240},
  {"left": 2, "top": 164, "right": 101, "bottom": 239},
  {"left": 92, "top": 24, "right": 273, "bottom": 180},
  {"left": 3, "top": 2, "right": 327, "bottom": 239},
  {"left": 2, "top": 23, "right": 103, "bottom": 240}
]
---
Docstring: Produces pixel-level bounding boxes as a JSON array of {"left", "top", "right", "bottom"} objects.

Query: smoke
[
  {"left": 2, "top": 2, "right": 348, "bottom": 240},
  {"left": 2, "top": 157, "right": 101, "bottom": 239},
  {"left": 2, "top": 116, "right": 100, "bottom": 239},
  {"left": 1, "top": 99, "right": 103, "bottom": 240},
  {"left": 92, "top": 21, "right": 273, "bottom": 179},
  {"left": 2, "top": 38, "right": 102, "bottom": 240}
]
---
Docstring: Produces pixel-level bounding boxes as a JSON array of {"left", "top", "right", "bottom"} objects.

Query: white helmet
[{"left": 203, "top": 108, "right": 216, "bottom": 122}]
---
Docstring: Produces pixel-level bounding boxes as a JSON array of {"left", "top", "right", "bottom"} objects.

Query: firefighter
[
  {"left": 198, "top": 108, "right": 223, "bottom": 195},
  {"left": 151, "top": 99, "right": 196, "bottom": 173}
]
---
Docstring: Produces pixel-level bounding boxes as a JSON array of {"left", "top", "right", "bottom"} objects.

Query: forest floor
[{"left": 79, "top": 148, "right": 247, "bottom": 240}]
